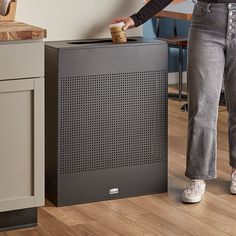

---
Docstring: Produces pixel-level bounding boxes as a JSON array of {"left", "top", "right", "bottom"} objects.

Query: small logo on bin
[{"left": 110, "top": 188, "right": 119, "bottom": 195}]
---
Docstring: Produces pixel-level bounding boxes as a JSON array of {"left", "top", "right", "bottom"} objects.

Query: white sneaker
[
  {"left": 230, "top": 172, "right": 236, "bottom": 194},
  {"left": 182, "top": 179, "right": 206, "bottom": 203}
]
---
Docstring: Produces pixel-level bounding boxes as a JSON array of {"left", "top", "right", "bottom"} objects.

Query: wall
[{"left": 16, "top": 0, "right": 143, "bottom": 41}]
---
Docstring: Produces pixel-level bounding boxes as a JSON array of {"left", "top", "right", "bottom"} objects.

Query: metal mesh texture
[{"left": 59, "top": 71, "right": 167, "bottom": 174}]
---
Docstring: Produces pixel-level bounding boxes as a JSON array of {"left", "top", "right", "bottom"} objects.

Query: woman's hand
[{"left": 111, "top": 17, "right": 135, "bottom": 30}]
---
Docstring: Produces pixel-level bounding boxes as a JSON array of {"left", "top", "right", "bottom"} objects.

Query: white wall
[{"left": 16, "top": 0, "right": 143, "bottom": 41}]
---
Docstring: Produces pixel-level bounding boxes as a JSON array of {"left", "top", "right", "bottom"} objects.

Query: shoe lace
[{"left": 187, "top": 180, "right": 204, "bottom": 193}]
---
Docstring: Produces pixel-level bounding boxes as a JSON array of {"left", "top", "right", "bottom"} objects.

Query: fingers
[
  {"left": 123, "top": 18, "right": 135, "bottom": 30},
  {"left": 111, "top": 17, "right": 127, "bottom": 24},
  {"left": 111, "top": 17, "right": 135, "bottom": 30},
  {"left": 123, "top": 22, "right": 133, "bottom": 30}
]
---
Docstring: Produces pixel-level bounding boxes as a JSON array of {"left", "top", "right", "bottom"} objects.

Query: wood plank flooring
[{"left": 1, "top": 98, "right": 234, "bottom": 236}]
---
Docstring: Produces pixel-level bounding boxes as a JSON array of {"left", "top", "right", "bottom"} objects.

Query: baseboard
[
  {"left": 168, "top": 72, "right": 187, "bottom": 85},
  {"left": 0, "top": 208, "right": 37, "bottom": 232}
]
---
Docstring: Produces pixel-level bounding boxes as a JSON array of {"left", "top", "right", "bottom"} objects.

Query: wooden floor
[{"left": 1, "top": 98, "right": 235, "bottom": 236}]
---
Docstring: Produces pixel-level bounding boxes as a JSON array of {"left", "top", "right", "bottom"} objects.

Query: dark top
[{"left": 130, "top": 0, "right": 236, "bottom": 27}]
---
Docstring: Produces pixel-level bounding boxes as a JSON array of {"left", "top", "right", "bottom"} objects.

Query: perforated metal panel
[{"left": 59, "top": 70, "right": 167, "bottom": 175}]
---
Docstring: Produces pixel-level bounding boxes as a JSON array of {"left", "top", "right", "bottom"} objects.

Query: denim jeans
[{"left": 185, "top": 0, "right": 236, "bottom": 179}]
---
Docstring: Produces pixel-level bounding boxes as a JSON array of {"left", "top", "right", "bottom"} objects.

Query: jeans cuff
[{"left": 185, "top": 171, "right": 217, "bottom": 180}]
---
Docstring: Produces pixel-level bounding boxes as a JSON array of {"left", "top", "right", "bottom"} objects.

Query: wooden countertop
[{"left": 0, "top": 21, "right": 47, "bottom": 41}]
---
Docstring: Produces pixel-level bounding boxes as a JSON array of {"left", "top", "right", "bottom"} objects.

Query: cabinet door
[{"left": 0, "top": 78, "right": 44, "bottom": 212}]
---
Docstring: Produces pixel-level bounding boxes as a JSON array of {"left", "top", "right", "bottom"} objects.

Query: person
[{"left": 112, "top": 0, "right": 236, "bottom": 203}]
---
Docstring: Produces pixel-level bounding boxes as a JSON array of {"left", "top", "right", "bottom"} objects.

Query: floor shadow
[{"left": 207, "top": 178, "right": 230, "bottom": 195}]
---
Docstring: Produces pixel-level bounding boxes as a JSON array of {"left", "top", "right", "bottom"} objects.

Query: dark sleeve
[{"left": 130, "top": 0, "right": 174, "bottom": 27}]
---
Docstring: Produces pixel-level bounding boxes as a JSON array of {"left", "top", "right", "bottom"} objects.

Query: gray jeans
[{"left": 185, "top": 0, "right": 236, "bottom": 180}]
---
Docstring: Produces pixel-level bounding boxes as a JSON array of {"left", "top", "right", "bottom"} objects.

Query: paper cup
[{"left": 109, "top": 22, "right": 127, "bottom": 44}]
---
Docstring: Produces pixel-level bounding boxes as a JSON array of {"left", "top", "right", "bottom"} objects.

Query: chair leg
[
  {"left": 181, "top": 102, "right": 188, "bottom": 112},
  {"left": 178, "top": 44, "right": 183, "bottom": 101}
]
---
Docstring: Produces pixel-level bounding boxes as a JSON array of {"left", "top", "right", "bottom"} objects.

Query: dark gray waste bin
[{"left": 45, "top": 37, "right": 168, "bottom": 206}]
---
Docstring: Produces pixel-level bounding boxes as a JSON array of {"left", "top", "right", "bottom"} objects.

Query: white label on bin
[{"left": 110, "top": 188, "right": 119, "bottom": 195}]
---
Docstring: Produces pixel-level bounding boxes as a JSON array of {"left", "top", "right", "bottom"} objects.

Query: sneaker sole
[
  {"left": 182, "top": 194, "right": 203, "bottom": 203},
  {"left": 230, "top": 187, "right": 236, "bottom": 195}
]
